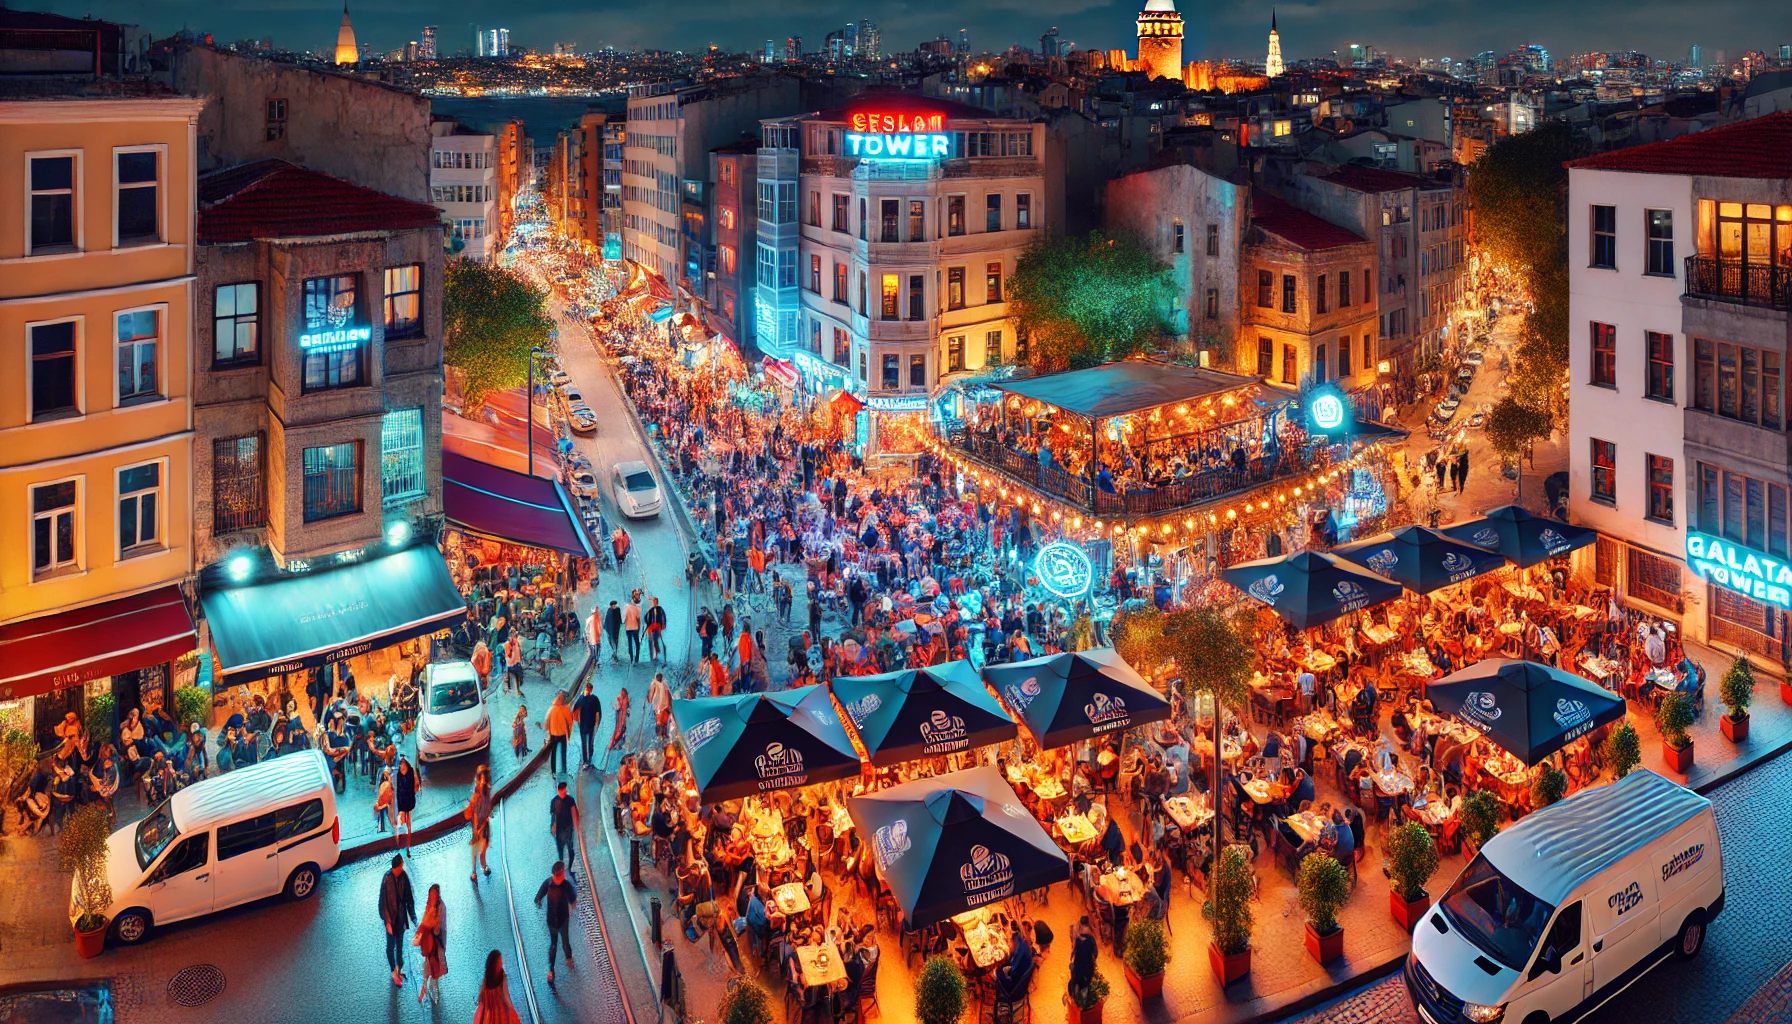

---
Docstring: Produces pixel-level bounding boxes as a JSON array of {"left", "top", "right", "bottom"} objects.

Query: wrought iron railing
[{"left": 1684, "top": 255, "right": 1792, "bottom": 309}]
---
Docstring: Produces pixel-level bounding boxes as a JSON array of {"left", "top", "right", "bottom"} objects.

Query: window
[
  {"left": 986, "top": 262, "right": 1003, "bottom": 303},
  {"left": 113, "top": 460, "right": 163, "bottom": 555},
  {"left": 948, "top": 195, "right": 965, "bottom": 236},
  {"left": 834, "top": 262, "right": 848, "bottom": 302},
  {"left": 910, "top": 354, "right": 926, "bottom": 387},
  {"left": 1590, "top": 204, "right": 1616, "bottom": 269},
  {"left": 1171, "top": 220, "right": 1185, "bottom": 254},
  {"left": 1693, "top": 339, "right": 1782, "bottom": 429},
  {"left": 1647, "top": 455, "right": 1674, "bottom": 523},
  {"left": 1257, "top": 270, "right": 1274, "bottom": 308},
  {"left": 1338, "top": 336, "right": 1351, "bottom": 377},
  {"left": 909, "top": 275, "right": 925, "bottom": 321},
  {"left": 858, "top": 197, "right": 866, "bottom": 240},
  {"left": 1646, "top": 331, "right": 1674, "bottom": 401},
  {"left": 1282, "top": 274, "right": 1296, "bottom": 314},
  {"left": 116, "top": 308, "right": 160, "bottom": 403},
  {"left": 1315, "top": 344, "right": 1327, "bottom": 383},
  {"left": 1016, "top": 194, "right": 1031, "bottom": 230},
  {"left": 1315, "top": 274, "right": 1328, "bottom": 314},
  {"left": 30, "top": 480, "right": 78, "bottom": 578},
  {"left": 28, "top": 155, "right": 76, "bottom": 253},
  {"left": 777, "top": 250, "right": 797, "bottom": 288},
  {"left": 301, "top": 442, "right": 361, "bottom": 522},
  {"left": 115, "top": 149, "right": 160, "bottom": 246},
  {"left": 908, "top": 200, "right": 926, "bottom": 242},
  {"left": 1363, "top": 334, "right": 1374, "bottom": 371},
  {"left": 719, "top": 245, "right": 736, "bottom": 275},
  {"left": 808, "top": 190, "right": 821, "bottom": 227},
  {"left": 948, "top": 267, "right": 965, "bottom": 310},
  {"left": 1283, "top": 344, "right": 1297, "bottom": 384},
  {"left": 383, "top": 265, "right": 422, "bottom": 338},
  {"left": 1590, "top": 321, "right": 1616, "bottom": 387},
  {"left": 302, "top": 275, "right": 364, "bottom": 391},
  {"left": 1645, "top": 209, "right": 1674, "bottom": 276},
  {"left": 214, "top": 283, "right": 260, "bottom": 366},
  {"left": 832, "top": 194, "right": 849, "bottom": 232},
  {"left": 1206, "top": 223, "right": 1219, "bottom": 256},
  {"left": 719, "top": 208, "right": 735, "bottom": 230},
  {"left": 1205, "top": 288, "right": 1219, "bottom": 319},
  {"left": 218, "top": 813, "right": 278, "bottom": 861},
  {"left": 809, "top": 319, "right": 822, "bottom": 354},
  {"left": 777, "top": 184, "right": 796, "bottom": 224},
  {"left": 1541, "top": 903, "right": 1584, "bottom": 964},
  {"left": 1590, "top": 439, "right": 1616, "bottom": 504},
  {"left": 858, "top": 271, "right": 866, "bottom": 315},
  {"left": 265, "top": 98, "right": 288, "bottom": 141},
  {"left": 810, "top": 254, "right": 823, "bottom": 293},
  {"left": 212, "top": 434, "right": 265, "bottom": 534},
  {"left": 947, "top": 334, "right": 966, "bottom": 372},
  {"left": 1702, "top": 466, "right": 1789, "bottom": 555},
  {"left": 150, "top": 834, "right": 208, "bottom": 884},
  {"left": 29, "top": 320, "right": 78, "bottom": 421},
  {"left": 859, "top": 351, "right": 868, "bottom": 381},
  {"left": 757, "top": 245, "right": 775, "bottom": 288},
  {"left": 986, "top": 330, "right": 1002, "bottom": 366},
  {"left": 881, "top": 274, "right": 899, "bottom": 320},
  {"left": 273, "top": 799, "right": 325, "bottom": 842},
  {"left": 1338, "top": 271, "right": 1352, "bottom": 307},
  {"left": 881, "top": 199, "right": 899, "bottom": 242},
  {"left": 1257, "top": 336, "right": 1273, "bottom": 376},
  {"left": 382, "top": 408, "right": 426, "bottom": 507},
  {"left": 881, "top": 354, "right": 899, "bottom": 390},
  {"left": 833, "top": 328, "right": 850, "bottom": 365}
]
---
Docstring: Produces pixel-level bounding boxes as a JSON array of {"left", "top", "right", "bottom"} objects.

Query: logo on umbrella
[
  {"left": 1084, "top": 692, "right": 1131, "bottom": 733},
  {"left": 1442, "top": 551, "right": 1474, "bottom": 574},
  {"left": 1247, "top": 574, "right": 1285, "bottom": 605},
  {"left": 1333, "top": 580, "right": 1369, "bottom": 608},
  {"left": 960, "top": 843, "right": 1015, "bottom": 906},
  {"left": 872, "top": 821, "right": 911, "bottom": 870},
  {"left": 1004, "top": 676, "right": 1042, "bottom": 713},
  {"left": 1553, "top": 698, "right": 1592, "bottom": 730},
  {"left": 920, "top": 710, "right": 969, "bottom": 754},
  {"left": 1459, "top": 690, "right": 1502, "bottom": 729},
  {"left": 1366, "top": 550, "right": 1400, "bottom": 575},
  {"left": 844, "top": 693, "right": 883, "bottom": 728},
  {"left": 684, "top": 717, "right": 723, "bottom": 751},
  {"left": 754, "top": 742, "right": 807, "bottom": 790},
  {"left": 1541, "top": 527, "right": 1569, "bottom": 553},
  {"left": 1471, "top": 527, "right": 1501, "bottom": 550}
]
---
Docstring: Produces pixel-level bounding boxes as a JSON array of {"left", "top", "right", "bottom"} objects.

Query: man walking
[
  {"left": 573, "top": 683, "right": 602, "bottom": 770},
  {"left": 542, "top": 691, "right": 574, "bottom": 775},
  {"left": 584, "top": 604, "right": 603, "bottom": 661},
  {"left": 534, "top": 860, "right": 578, "bottom": 986},
  {"left": 602, "top": 601, "right": 623, "bottom": 662},
  {"left": 503, "top": 632, "right": 525, "bottom": 695},
  {"left": 378, "top": 854, "right": 417, "bottom": 988},
  {"left": 549, "top": 780, "right": 580, "bottom": 878},
  {"left": 1456, "top": 449, "right": 1470, "bottom": 494},
  {"left": 645, "top": 596, "right": 667, "bottom": 661},
  {"left": 624, "top": 594, "right": 643, "bottom": 663}
]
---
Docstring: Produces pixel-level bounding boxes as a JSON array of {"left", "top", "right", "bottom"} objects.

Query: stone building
[
  {"left": 1105, "top": 163, "right": 1248, "bottom": 367},
  {"left": 1239, "top": 191, "right": 1380, "bottom": 392}
]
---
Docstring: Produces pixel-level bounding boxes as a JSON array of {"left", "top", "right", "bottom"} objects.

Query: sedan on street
[
  {"left": 415, "top": 662, "right": 490, "bottom": 762},
  {"left": 611, "top": 460, "right": 662, "bottom": 519}
]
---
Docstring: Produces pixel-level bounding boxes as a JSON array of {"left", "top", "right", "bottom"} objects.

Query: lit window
[
  {"left": 116, "top": 309, "right": 160, "bottom": 403},
  {"left": 118, "top": 461, "right": 162, "bottom": 554},
  {"left": 381, "top": 408, "right": 427, "bottom": 507},
  {"left": 214, "top": 283, "right": 260, "bottom": 366},
  {"left": 302, "top": 442, "right": 362, "bottom": 522}
]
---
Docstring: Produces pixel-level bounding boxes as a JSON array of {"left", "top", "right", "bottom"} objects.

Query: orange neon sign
[{"left": 849, "top": 111, "right": 946, "bottom": 133}]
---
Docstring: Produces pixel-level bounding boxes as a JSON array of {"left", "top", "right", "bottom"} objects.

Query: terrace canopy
[
  {"left": 1427, "top": 659, "right": 1627, "bottom": 765},
  {"left": 1222, "top": 550, "right": 1403, "bottom": 629},
  {"left": 442, "top": 450, "right": 596, "bottom": 558},
  {"left": 669, "top": 686, "right": 860, "bottom": 802},
  {"left": 830, "top": 660, "right": 1018, "bottom": 767},
  {"left": 982, "top": 648, "right": 1170, "bottom": 749},
  {"left": 1441, "top": 505, "right": 1598, "bottom": 569},
  {"left": 989, "top": 361, "right": 1260, "bottom": 419}
]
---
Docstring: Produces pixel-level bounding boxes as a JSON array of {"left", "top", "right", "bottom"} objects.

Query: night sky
[{"left": 35, "top": 0, "right": 1792, "bottom": 65}]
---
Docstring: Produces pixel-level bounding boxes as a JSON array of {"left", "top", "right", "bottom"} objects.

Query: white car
[
  {"left": 568, "top": 468, "right": 600, "bottom": 499},
  {"left": 612, "top": 460, "right": 662, "bottom": 519},
  {"left": 415, "top": 662, "right": 490, "bottom": 763}
]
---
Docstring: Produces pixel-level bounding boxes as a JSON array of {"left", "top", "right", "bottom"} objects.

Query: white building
[
  {"left": 754, "top": 98, "right": 1045, "bottom": 448},
  {"left": 430, "top": 120, "right": 499, "bottom": 261},
  {"left": 1567, "top": 113, "right": 1792, "bottom": 672}
]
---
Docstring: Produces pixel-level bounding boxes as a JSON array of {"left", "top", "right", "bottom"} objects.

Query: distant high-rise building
[
  {"left": 333, "top": 2, "right": 358, "bottom": 64},
  {"left": 858, "top": 20, "right": 879, "bottom": 61},
  {"left": 842, "top": 21, "right": 858, "bottom": 59},
  {"left": 1264, "top": 9, "right": 1284, "bottom": 78},
  {"left": 1041, "top": 26, "right": 1060, "bottom": 59},
  {"left": 476, "top": 28, "right": 508, "bottom": 57},
  {"left": 784, "top": 37, "right": 801, "bottom": 61},
  {"left": 1688, "top": 43, "right": 1702, "bottom": 69},
  {"left": 826, "top": 31, "right": 844, "bottom": 61},
  {"left": 1136, "top": 0, "right": 1183, "bottom": 81},
  {"left": 1779, "top": 44, "right": 1790, "bottom": 62},
  {"left": 957, "top": 29, "right": 969, "bottom": 55},
  {"left": 764, "top": 39, "right": 776, "bottom": 63},
  {"left": 420, "top": 25, "right": 437, "bottom": 59},
  {"left": 1348, "top": 43, "right": 1364, "bottom": 65}
]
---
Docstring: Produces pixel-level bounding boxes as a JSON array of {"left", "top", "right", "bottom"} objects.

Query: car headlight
[
  {"left": 419, "top": 721, "right": 437, "bottom": 742},
  {"left": 475, "top": 716, "right": 491, "bottom": 733},
  {"left": 1462, "top": 1003, "right": 1505, "bottom": 1023}
]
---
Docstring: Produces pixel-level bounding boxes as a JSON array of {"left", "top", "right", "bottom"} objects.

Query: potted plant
[
  {"left": 1066, "top": 969, "right": 1110, "bottom": 1024},
  {"left": 173, "top": 686, "right": 213, "bottom": 731},
  {"left": 1721, "top": 657, "right": 1754, "bottom": 742},
  {"left": 61, "top": 803, "right": 115, "bottom": 958},
  {"left": 1530, "top": 762, "right": 1568, "bottom": 808},
  {"left": 1601, "top": 722, "right": 1641, "bottom": 779},
  {"left": 1297, "top": 852, "right": 1350, "bottom": 964},
  {"left": 1459, "top": 789, "right": 1502, "bottom": 857},
  {"left": 1123, "top": 918, "right": 1169, "bottom": 998},
  {"left": 1385, "top": 821, "right": 1439, "bottom": 931},
  {"left": 1202, "top": 844, "right": 1257, "bottom": 985},
  {"left": 917, "top": 955, "right": 967, "bottom": 1024},
  {"left": 718, "top": 980, "right": 773, "bottom": 1024},
  {"left": 83, "top": 692, "right": 116, "bottom": 745},
  {"left": 1656, "top": 691, "right": 1695, "bottom": 773}
]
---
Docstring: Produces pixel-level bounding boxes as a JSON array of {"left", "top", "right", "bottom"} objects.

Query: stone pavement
[
  {"left": 1280, "top": 974, "right": 1415, "bottom": 1024},
  {"left": 1724, "top": 960, "right": 1792, "bottom": 1024}
]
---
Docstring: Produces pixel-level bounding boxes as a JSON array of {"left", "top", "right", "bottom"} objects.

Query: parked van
[
  {"left": 77, "top": 750, "right": 341, "bottom": 945},
  {"left": 1407, "top": 769, "right": 1722, "bottom": 1024}
]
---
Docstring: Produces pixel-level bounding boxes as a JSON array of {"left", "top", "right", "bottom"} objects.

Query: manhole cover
[{"left": 166, "top": 965, "right": 225, "bottom": 1007}]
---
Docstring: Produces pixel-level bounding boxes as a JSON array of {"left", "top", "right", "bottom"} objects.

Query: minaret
[
  {"left": 1135, "top": 0, "right": 1184, "bottom": 82},
  {"left": 334, "top": 2, "right": 359, "bottom": 65},
  {"left": 1265, "top": 9, "right": 1284, "bottom": 77}
]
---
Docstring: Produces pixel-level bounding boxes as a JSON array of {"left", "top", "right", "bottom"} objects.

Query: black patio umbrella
[
  {"left": 1333, "top": 525, "right": 1508, "bottom": 594},
  {"left": 830, "top": 660, "right": 1018, "bottom": 767},
  {"left": 846, "top": 765, "right": 1069, "bottom": 929},
  {"left": 1220, "top": 550, "right": 1403, "bottom": 630},
  {"left": 1426, "top": 658, "right": 1627, "bottom": 766},
  {"left": 981, "top": 648, "right": 1170, "bottom": 749},
  {"left": 669, "top": 685, "right": 861, "bottom": 802},
  {"left": 1440, "top": 505, "right": 1597, "bottom": 569}
]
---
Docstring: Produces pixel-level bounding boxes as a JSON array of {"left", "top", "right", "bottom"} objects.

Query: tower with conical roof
[
  {"left": 1135, "top": 0, "right": 1183, "bottom": 82},
  {"left": 1265, "top": 9, "right": 1284, "bottom": 77},
  {"left": 334, "top": 2, "right": 358, "bottom": 65}
]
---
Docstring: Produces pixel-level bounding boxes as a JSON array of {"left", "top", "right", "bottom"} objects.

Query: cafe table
[
  {"left": 1032, "top": 776, "right": 1067, "bottom": 802},
  {"left": 1361, "top": 624, "right": 1397, "bottom": 647},
  {"left": 1189, "top": 736, "right": 1244, "bottom": 767},
  {"left": 1578, "top": 655, "right": 1621, "bottom": 682},
  {"left": 960, "top": 918, "right": 1012, "bottom": 969},
  {"left": 1496, "top": 620, "right": 1525, "bottom": 636},
  {"left": 1097, "top": 868, "right": 1147, "bottom": 906},
  {"left": 1285, "top": 810, "right": 1331, "bottom": 844},
  {"left": 1372, "top": 769, "right": 1415, "bottom": 796},
  {"left": 1334, "top": 680, "right": 1364, "bottom": 707},
  {"left": 1402, "top": 650, "right": 1436, "bottom": 677},
  {"left": 796, "top": 941, "right": 848, "bottom": 988},
  {"left": 1240, "top": 777, "right": 1274, "bottom": 804},
  {"left": 1504, "top": 582, "right": 1547, "bottom": 603},
  {"left": 1057, "top": 813, "right": 1099, "bottom": 846},
  {"left": 1163, "top": 795, "right": 1214, "bottom": 831},
  {"left": 771, "top": 882, "right": 811, "bottom": 917},
  {"left": 1294, "top": 711, "right": 1342, "bottom": 742},
  {"left": 1409, "top": 799, "right": 1452, "bottom": 827}
]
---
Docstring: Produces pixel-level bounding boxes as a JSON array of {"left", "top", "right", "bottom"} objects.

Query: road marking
[{"left": 498, "top": 801, "right": 543, "bottom": 1024}]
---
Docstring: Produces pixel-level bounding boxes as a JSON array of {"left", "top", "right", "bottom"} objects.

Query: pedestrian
[
  {"left": 472, "top": 640, "right": 493, "bottom": 691},
  {"left": 415, "top": 883, "right": 447, "bottom": 1005},
  {"left": 473, "top": 950, "right": 522, "bottom": 1024},
  {"left": 645, "top": 596, "right": 667, "bottom": 661},
  {"left": 607, "top": 687, "right": 631, "bottom": 767},
  {"left": 378, "top": 854, "right": 416, "bottom": 988},
  {"left": 603, "top": 601, "right": 623, "bottom": 662},
  {"left": 466, "top": 764, "right": 493, "bottom": 880},
  {"left": 696, "top": 607, "right": 717, "bottom": 660},
  {"left": 374, "top": 767, "right": 394, "bottom": 832},
  {"left": 1069, "top": 915, "right": 1097, "bottom": 992},
  {"left": 394, "top": 756, "right": 418, "bottom": 856},
  {"left": 1456, "top": 449, "right": 1470, "bottom": 493},
  {"left": 584, "top": 605, "right": 603, "bottom": 660},
  {"left": 503, "top": 632, "right": 524, "bottom": 695},
  {"left": 549, "top": 779, "right": 580, "bottom": 874},
  {"left": 542, "top": 691, "right": 574, "bottom": 775},
  {"left": 512, "top": 704, "right": 530, "bottom": 757},
  {"left": 648, "top": 671, "right": 672, "bottom": 741},
  {"left": 1434, "top": 457, "right": 1446, "bottom": 490},
  {"left": 534, "top": 860, "right": 578, "bottom": 986},
  {"left": 573, "top": 682, "right": 602, "bottom": 770},
  {"left": 624, "top": 595, "right": 643, "bottom": 662}
]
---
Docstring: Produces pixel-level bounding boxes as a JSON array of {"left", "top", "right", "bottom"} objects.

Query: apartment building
[
  {"left": 1566, "top": 112, "right": 1792, "bottom": 673},
  {"left": 710, "top": 140, "right": 759, "bottom": 351},
  {"left": 1239, "top": 191, "right": 1381, "bottom": 393},
  {"left": 0, "top": 96, "right": 206, "bottom": 748},
  {"left": 1104, "top": 163, "right": 1247, "bottom": 366},
  {"left": 546, "top": 112, "right": 606, "bottom": 252},
  {"left": 495, "top": 119, "right": 525, "bottom": 248},
  {"left": 430, "top": 118, "right": 499, "bottom": 260}
]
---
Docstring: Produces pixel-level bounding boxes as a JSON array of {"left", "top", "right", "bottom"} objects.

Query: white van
[
  {"left": 76, "top": 750, "right": 341, "bottom": 945},
  {"left": 1407, "top": 769, "right": 1723, "bottom": 1024}
]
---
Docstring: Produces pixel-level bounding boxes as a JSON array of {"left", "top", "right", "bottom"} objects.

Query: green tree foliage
[
  {"left": 916, "top": 955, "right": 968, "bottom": 1024},
  {"left": 1485, "top": 396, "right": 1554, "bottom": 463},
  {"left": 1602, "top": 721, "right": 1641, "bottom": 778},
  {"left": 1164, "top": 605, "right": 1254, "bottom": 712},
  {"left": 1110, "top": 603, "right": 1168, "bottom": 677},
  {"left": 718, "top": 981, "right": 774, "bottom": 1024},
  {"left": 1530, "top": 762, "right": 1569, "bottom": 808},
  {"left": 1720, "top": 657, "right": 1755, "bottom": 720},
  {"left": 443, "top": 260, "right": 556, "bottom": 410},
  {"left": 1008, "top": 231, "right": 1173, "bottom": 373}
]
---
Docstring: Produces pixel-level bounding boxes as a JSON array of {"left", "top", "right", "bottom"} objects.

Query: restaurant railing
[{"left": 1684, "top": 255, "right": 1792, "bottom": 310}]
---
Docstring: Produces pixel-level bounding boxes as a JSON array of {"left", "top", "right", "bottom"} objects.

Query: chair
[{"left": 859, "top": 957, "right": 881, "bottom": 1020}]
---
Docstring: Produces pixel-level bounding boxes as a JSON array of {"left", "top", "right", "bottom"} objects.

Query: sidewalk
[{"left": 1629, "top": 638, "right": 1792, "bottom": 795}]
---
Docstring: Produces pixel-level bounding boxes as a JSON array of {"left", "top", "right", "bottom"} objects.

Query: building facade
[
  {"left": 709, "top": 141, "right": 759, "bottom": 352},
  {"left": 1135, "top": 0, "right": 1183, "bottom": 83},
  {"left": 1240, "top": 192, "right": 1381, "bottom": 393},
  {"left": 1105, "top": 163, "right": 1247, "bottom": 367},
  {"left": 430, "top": 119, "right": 499, "bottom": 260}
]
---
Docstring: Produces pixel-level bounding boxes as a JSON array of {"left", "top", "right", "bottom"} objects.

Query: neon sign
[
  {"left": 1034, "top": 541, "right": 1094, "bottom": 599},
  {"left": 1309, "top": 393, "right": 1347, "bottom": 432},
  {"left": 845, "top": 109, "right": 951, "bottom": 161},
  {"left": 849, "top": 112, "right": 945, "bottom": 133},
  {"left": 299, "top": 325, "right": 371, "bottom": 353},
  {"left": 1686, "top": 532, "right": 1792, "bottom": 609}
]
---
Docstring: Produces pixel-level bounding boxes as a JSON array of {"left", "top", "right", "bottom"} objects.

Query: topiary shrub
[
  {"left": 718, "top": 980, "right": 774, "bottom": 1024},
  {"left": 1460, "top": 789, "right": 1503, "bottom": 851},
  {"left": 1385, "top": 821, "right": 1439, "bottom": 902},
  {"left": 917, "top": 955, "right": 967, "bottom": 1024},
  {"left": 1068, "top": 968, "right": 1109, "bottom": 1009},
  {"left": 1656, "top": 691, "right": 1694, "bottom": 749},
  {"left": 1602, "top": 722, "right": 1641, "bottom": 779},
  {"left": 1202, "top": 843, "right": 1258, "bottom": 955},
  {"left": 1530, "top": 762, "right": 1568, "bottom": 808},
  {"left": 172, "top": 687, "right": 212, "bottom": 730},
  {"left": 1721, "top": 657, "right": 1754, "bottom": 721},
  {"left": 1124, "top": 918, "right": 1169, "bottom": 977},
  {"left": 1296, "top": 853, "right": 1351, "bottom": 934},
  {"left": 61, "top": 803, "right": 115, "bottom": 932}
]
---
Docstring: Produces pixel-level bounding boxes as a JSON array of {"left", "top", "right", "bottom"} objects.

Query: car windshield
[
  {"left": 430, "top": 678, "right": 480, "bottom": 712},
  {"left": 135, "top": 800, "right": 178, "bottom": 871},
  {"left": 1438, "top": 855, "right": 1556, "bottom": 971},
  {"left": 624, "top": 472, "right": 656, "bottom": 492}
]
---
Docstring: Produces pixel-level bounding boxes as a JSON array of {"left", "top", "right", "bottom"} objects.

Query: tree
[
  {"left": 1164, "top": 605, "right": 1254, "bottom": 713},
  {"left": 916, "top": 955, "right": 968, "bottom": 1024},
  {"left": 1110, "top": 602, "right": 1168, "bottom": 677},
  {"left": 1485, "top": 396, "right": 1555, "bottom": 501},
  {"left": 1008, "top": 231, "right": 1173, "bottom": 373},
  {"left": 443, "top": 260, "right": 556, "bottom": 410},
  {"left": 1601, "top": 722, "right": 1641, "bottom": 778}
]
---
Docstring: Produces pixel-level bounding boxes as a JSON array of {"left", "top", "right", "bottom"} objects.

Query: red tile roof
[
  {"left": 1566, "top": 112, "right": 1792, "bottom": 179},
  {"left": 198, "top": 159, "right": 444, "bottom": 244},
  {"left": 1318, "top": 165, "right": 1434, "bottom": 194},
  {"left": 1250, "top": 190, "right": 1368, "bottom": 251}
]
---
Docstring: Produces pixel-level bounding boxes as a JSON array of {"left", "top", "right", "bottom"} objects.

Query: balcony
[{"left": 1685, "top": 255, "right": 1792, "bottom": 310}]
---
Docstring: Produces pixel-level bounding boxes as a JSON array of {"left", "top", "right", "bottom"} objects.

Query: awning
[
  {"left": 649, "top": 304, "right": 675, "bottom": 323},
  {"left": 830, "top": 389, "right": 866, "bottom": 413},
  {"left": 0, "top": 586, "right": 196, "bottom": 701},
  {"left": 762, "top": 358, "right": 801, "bottom": 389},
  {"left": 991, "top": 360, "right": 1259, "bottom": 420},
  {"left": 201, "top": 545, "right": 466, "bottom": 686},
  {"left": 443, "top": 450, "right": 597, "bottom": 558}
]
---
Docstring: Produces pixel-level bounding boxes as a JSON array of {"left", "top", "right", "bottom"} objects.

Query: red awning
[
  {"left": 763, "top": 358, "right": 801, "bottom": 389},
  {"left": 0, "top": 586, "right": 196, "bottom": 701},
  {"left": 830, "top": 389, "right": 866, "bottom": 412}
]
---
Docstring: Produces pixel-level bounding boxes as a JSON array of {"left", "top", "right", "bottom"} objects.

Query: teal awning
[{"left": 201, "top": 545, "right": 466, "bottom": 685}]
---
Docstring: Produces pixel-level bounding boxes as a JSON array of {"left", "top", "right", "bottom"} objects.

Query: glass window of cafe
[{"left": 302, "top": 274, "right": 366, "bottom": 392}]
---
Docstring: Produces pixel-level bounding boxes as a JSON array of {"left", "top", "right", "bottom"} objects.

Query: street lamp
[{"left": 526, "top": 345, "right": 543, "bottom": 477}]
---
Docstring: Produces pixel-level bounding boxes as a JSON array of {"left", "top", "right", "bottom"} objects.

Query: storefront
[
  {"left": 0, "top": 585, "right": 197, "bottom": 751},
  {"left": 1684, "top": 530, "right": 1791, "bottom": 670}
]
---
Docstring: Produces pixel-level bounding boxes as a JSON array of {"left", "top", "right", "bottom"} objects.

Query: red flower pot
[
  {"left": 1663, "top": 739, "right": 1694, "bottom": 773},
  {"left": 1390, "top": 890, "right": 1431, "bottom": 931},
  {"left": 1721, "top": 714, "right": 1749, "bottom": 743},
  {"left": 1304, "top": 922, "right": 1344, "bottom": 964},
  {"left": 1782, "top": 680, "right": 1792, "bottom": 706},
  {"left": 73, "top": 922, "right": 106, "bottom": 959},
  {"left": 1208, "top": 942, "right": 1251, "bottom": 985},
  {"left": 1067, "top": 995, "right": 1105, "bottom": 1024},
  {"left": 1124, "top": 964, "right": 1165, "bottom": 999}
]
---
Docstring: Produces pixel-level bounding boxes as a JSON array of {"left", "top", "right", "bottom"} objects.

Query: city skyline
[{"left": 28, "top": 0, "right": 1792, "bottom": 65}]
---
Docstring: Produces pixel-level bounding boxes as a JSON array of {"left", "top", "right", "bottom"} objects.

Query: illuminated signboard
[
  {"left": 845, "top": 109, "right": 951, "bottom": 161},
  {"left": 1304, "top": 387, "right": 1352, "bottom": 435},
  {"left": 1686, "top": 531, "right": 1792, "bottom": 609},
  {"left": 866, "top": 394, "right": 929, "bottom": 412},
  {"left": 1034, "top": 541, "right": 1094, "bottom": 599},
  {"left": 299, "top": 325, "right": 372, "bottom": 354}
]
